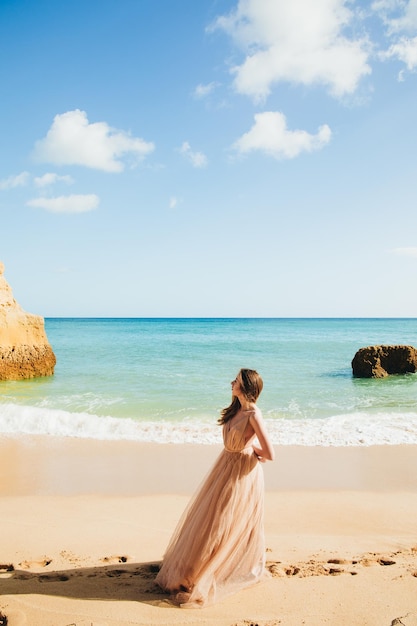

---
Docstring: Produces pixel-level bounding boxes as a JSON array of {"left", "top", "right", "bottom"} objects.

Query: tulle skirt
[{"left": 155, "top": 446, "right": 266, "bottom": 607}]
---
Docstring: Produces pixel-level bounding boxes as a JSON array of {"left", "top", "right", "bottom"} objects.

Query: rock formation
[
  {"left": 0, "top": 261, "right": 56, "bottom": 380},
  {"left": 352, "top": 345, "right": 417, "bottom": 378}
]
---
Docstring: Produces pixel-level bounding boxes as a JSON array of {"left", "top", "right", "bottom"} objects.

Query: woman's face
[{"left": 231, "top": 374, "right": 243, "bottom": 396}]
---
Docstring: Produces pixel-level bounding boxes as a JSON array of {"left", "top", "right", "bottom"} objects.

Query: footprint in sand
[
  {"left": 133, "top": 563, "right": 160, "bottom": 579},
  {"left": 103, "top": 563, "right": 160, "bottom": 581},
  {"left": 267, "top": 550, "right": 405, "bottom": 579},
  {"left": 360, "top": 554, "right": 396, "bottom": 567},
  {"left": 38, "top": 573, "right": 70, "bottom": 582},
  {"left": 19, "top": 558, "right": 52, "bottom": 569},
  {"left": 0, "top": 564, "right": 15, "bottom": 579},
  {"left": 105, "top": 569, "right": 130, "bottom": 578},
  {"left": 269, "top": 547, "right": 417, "bottom": 586},
  {"left": 101, "top": 555, "right": 129, "bottom": 564},
  {"left": 328, "top": 558, "right": 360, "bottom": 575},
  {"left": 268, "top": 556, "right": 361, "bottom": 578}
]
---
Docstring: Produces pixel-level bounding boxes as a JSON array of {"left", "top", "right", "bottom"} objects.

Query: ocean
[{"left": 1, "top": 318, "right": 417, "bottom": 446}]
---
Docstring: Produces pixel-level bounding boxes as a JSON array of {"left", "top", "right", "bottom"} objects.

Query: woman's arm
[{"left": 249, "top": 410, "right": 275, "bottom": 462}]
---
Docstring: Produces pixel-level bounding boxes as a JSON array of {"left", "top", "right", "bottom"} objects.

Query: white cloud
[
  {"left": 34, "top": 172, "right": 74, "bottom": 187},
  {"left": 193, "top": 82, "right": 220, "bottom": 98},
  {"left": 381, "top": 35, "right": 417, "bottom": 70},
  {"left": 371, "top": 0, "right": 405, "bottom": 23},
  {"left": 27, "top": 194, "right": 99, "bottom": 214},
  {"left": 392, "top": 246, "right": 417, "bottom": 258},
  {"left": 213, "top": 0, "right": 371, "bottom": 101},
  {"left": 377, "top": 0, "right": 417, "bottom": 32},
  {"left": 373, "top": 1, "right": 417, "bottom": 73},
  {"left": 233, "top": 111, "right": 332, "bottom": 159},
  {"left": 372, "top": 0, "right": 402, "bottom": 10},
  {"left": 33, "top": 109, "right": 155, "bottom": 172},
  {"left": 169, "top": 196, "right": 178, "bottom": 209},
  {"left": 179, "top": 141, "right": 208, "bottom": 168},
  {"left": 0, "top": 171, "right": 30, "bottom": 190},
  {"left": 401, "top": 0, "right": 417, "bottom": 29}
]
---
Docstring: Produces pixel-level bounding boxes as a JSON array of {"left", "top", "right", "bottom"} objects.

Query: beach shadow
[{"left": 0, "top": 560, "right": 169, "bottom": 606}]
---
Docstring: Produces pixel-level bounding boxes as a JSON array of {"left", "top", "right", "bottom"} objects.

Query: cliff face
[{"left": 0, "top": 261, "right": 56, "bottom": 380}]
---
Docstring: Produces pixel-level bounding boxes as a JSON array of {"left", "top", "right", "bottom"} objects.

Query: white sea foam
[{"left": 1, "top": 403, "right": 417, "bottom": 446}]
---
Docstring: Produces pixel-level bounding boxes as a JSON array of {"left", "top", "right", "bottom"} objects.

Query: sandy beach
[{"left": 1, "top": 436, "right": 417, "bottom": 625}]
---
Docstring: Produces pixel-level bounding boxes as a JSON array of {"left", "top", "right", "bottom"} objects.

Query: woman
[{"left": 155, "top": 368, "right": 275, "bottom": 608}]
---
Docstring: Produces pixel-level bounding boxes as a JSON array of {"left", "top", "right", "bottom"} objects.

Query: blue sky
[{"left": 1, "top": 0, "right": 417, "bottom": 317}]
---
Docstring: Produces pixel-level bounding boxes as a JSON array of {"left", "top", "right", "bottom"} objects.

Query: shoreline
[
  {"left": 1, "top": 435, "right": 417, "bottom": 496},
  {"left": 3, "top": 405, "right": 417, "bottom": 446},
  {"left": 1, "top": 436, "right": 417, "bottom": 625}
]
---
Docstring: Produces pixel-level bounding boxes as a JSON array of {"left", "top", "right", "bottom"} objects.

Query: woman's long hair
[{"left": 218, "top": 368, "right": 263, "bottom": 425}]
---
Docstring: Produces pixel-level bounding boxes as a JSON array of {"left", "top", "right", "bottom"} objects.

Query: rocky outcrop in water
[
  {"left": 352, "top": 345, "right": 417, "bottom": 378},
  {"left": 0, "top": 261, "right": 56, "bottom": 380}
]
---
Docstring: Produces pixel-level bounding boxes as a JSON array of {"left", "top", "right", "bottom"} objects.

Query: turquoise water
[{"left": 1, "top": 318, "right": 417, "bottom": 445}]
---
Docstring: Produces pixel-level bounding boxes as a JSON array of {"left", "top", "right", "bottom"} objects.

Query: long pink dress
[{"left": 155, "top": 410, "right": 266, "bottom": 607}]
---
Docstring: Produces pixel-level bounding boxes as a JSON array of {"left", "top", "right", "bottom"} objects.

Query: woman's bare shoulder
[{"left": 249, "top": 405, "right": 263, "bottom": 420}]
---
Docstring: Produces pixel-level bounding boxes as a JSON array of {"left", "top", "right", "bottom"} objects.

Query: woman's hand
[{"left": 253, "top": 446, "right": 267, "bottom": 463}]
